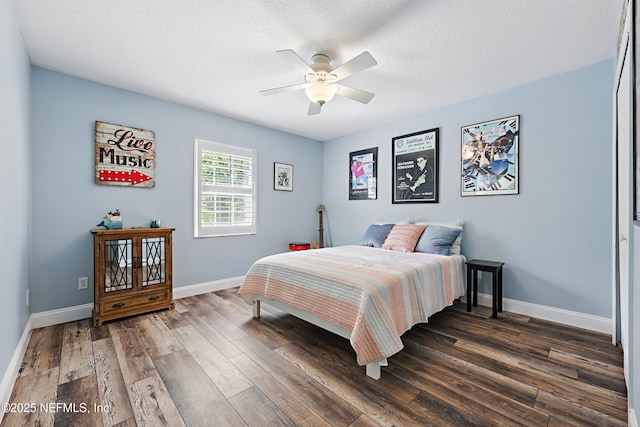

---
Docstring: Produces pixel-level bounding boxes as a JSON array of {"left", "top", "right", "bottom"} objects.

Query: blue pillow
[
  {"left": 359, "top": 224, "right": 394, "bottom": 248},
  {"left": 415, "top": 225, "right": 461, "bottom": 255}
]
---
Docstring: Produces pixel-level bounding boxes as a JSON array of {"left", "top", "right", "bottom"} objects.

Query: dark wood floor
[{"left": 1, "top": 288, "right": 627, "bottom": 426}]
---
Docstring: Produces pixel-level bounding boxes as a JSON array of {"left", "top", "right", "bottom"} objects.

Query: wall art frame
[
  {"left": 349, "top": 147, "right": 378, "bottom": 200},
  {"left": 95, "top": 121, "right": 155, "bottom": 187},
  {"left": 392, "top": 128, "right": 439, "bottom": 203},
  {"left": 461, "top": 115, "right": 519, "bottom": 196},
  {"left": 274, "top": 162, "right": 293, "bottom": 191}
]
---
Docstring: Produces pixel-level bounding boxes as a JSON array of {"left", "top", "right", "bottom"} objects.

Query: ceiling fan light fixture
[{"left": 305, "top": 82, "right": 339, "bottom": 105}]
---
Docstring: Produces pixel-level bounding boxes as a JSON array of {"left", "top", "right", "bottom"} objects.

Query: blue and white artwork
[{"left": 461, "top": 115, "right": 519, "bottom": 196}]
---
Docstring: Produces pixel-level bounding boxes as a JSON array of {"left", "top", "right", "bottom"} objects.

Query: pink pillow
[{"left": 382, "top": 224, "right": 426, "bottom": 252}]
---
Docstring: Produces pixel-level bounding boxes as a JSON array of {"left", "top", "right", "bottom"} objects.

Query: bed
[{"left": 238, "top": 233, "right": 466, "bottom": 379}]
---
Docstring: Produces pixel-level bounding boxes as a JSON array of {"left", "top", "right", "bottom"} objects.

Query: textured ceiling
[{"left": 11, "top": 0, "right": 623, "bottom": 141}]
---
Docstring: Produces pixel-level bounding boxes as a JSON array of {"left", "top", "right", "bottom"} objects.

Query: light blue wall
[
  {"left": 30, "top": 67, "right": 322, "bottom": 313},
  {"left": 322, "top": 60, "right": 614, "bottom": 318},
  {"left": 0, "top": 0, "right": 32, "bottom": 386}
]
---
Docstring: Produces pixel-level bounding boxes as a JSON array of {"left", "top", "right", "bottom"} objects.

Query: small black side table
[{"left": 466, "top": 259, "right": 504, "bottom": 319}]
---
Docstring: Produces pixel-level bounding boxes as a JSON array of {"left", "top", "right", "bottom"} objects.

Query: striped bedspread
[{"left": 238, "top": 245, "right": 466, "bottom": 365}]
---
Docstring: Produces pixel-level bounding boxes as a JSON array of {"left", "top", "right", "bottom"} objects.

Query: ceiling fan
[{"left": 260, "top": 49, "right": 377, "bottom": 115}]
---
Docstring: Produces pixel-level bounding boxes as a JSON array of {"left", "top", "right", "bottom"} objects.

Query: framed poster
[
  {"left": 349, "top": 147, "right": 377, "bottom": 200},
  {"left": 392, "top": 128, "right": 439, "bottom": 203},
  {"left": 95, "top": 121, "right": 155, "bottom": 187},
  {"left": 461, "top": 115, "right": 519, "bottom": 196},
  {"left": 274, "top": 162, "right": 293, "bottom": 191}
]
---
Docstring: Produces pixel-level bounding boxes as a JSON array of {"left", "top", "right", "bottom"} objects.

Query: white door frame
[{"left": 612, "top": 2, "right": 632, "bottom": 388}]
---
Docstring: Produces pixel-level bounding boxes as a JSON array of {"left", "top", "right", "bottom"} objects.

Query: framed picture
[
  {"left": 95, "top": 121, "right": 155, "bottom": 187},
  {"left": 274, "top": 162, "right": 293, "bottom": 191},
  {"left": 461, "top": 115, "right": 519, "bottom": 196},
  {"left": 392, "top": 128, "right": 439, "bottom": 203},
  {"left": 349, "top": 147, "right": 377, "bottom": 200}
]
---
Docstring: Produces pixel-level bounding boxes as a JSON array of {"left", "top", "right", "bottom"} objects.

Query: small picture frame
[
  {"left": 274, "top": 162, "right": 293, "bottom": 191},
  {"left": 349, "top": 147, "right": 378, "bottom": 200}
]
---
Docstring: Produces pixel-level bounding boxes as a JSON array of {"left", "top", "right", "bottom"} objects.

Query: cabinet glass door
[
  {"left": 141, "top": 236, "right": 166, "bottom": 287},
  {"left": 103, "top": 238, "right": 134, "bottom": 292}
]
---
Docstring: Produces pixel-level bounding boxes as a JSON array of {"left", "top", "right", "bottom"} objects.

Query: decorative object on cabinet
[
  {"left": 274, "top": 162, "right": 293, "bottom": 191},
  {"left": 91, "top": 227, "right": 174, "bottom": 326},
  {"left": 461, "top": 115, "right": 519, "bottom": 196},
  {"left": 96, "top": 210, "right": 123, "bottom": 229},
  {"left": 95, "top": 121, "right": 155, "bottom": 188},
  {"left": 392, "top": 128, "right": 439, "bottom": 203},
  {"left": 349, "top": 147, "right": 377, "bottom": 200}
]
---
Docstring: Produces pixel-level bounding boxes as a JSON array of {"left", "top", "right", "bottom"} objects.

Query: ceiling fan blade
[
  {"left": 332, "top": 51, "right": 377, "bottom": 82},
  {"left": 259, "top": 83, "right": 308, "bottom": 96},
  {"left": 276, "top": 49, "right": 315, "bottom": 75},
  {"left": 307, "top": 101, "right": 322, "bottom": 115},
  {"left": 335, "top": 85, "right": 375, "bottom": 104}
]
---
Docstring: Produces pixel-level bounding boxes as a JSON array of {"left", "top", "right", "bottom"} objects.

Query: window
[{"left": 194, "top": 138, "right": 256, "bottom": 237}]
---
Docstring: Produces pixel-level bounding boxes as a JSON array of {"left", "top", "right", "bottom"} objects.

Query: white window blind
[{"left": 194, "top": 138, "right": 256, "bottom": 237}]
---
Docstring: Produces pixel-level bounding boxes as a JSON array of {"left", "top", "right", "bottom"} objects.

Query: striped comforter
[{"left": 238, "top": 245, "right": 466, "bottom": 365}]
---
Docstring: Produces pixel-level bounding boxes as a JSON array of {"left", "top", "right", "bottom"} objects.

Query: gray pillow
[
  {"left": 415, "top": 225, "right": 461, "bottom": 255},
  {"left": 359, "top": 224, "right": 394, "bottom": 248}
]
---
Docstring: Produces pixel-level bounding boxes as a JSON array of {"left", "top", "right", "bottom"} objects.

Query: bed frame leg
[
  {"left": 366, "top": 362, "right": 381, "bottom": 380},
  {"left": 253, "top": 299, "right": 261, "bottom": 318}
]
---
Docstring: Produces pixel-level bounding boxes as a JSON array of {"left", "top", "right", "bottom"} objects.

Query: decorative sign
[{"left": 95, "top": 121, "right": 155, "bottom": 187}]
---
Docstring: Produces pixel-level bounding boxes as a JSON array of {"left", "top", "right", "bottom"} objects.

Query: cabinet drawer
[{"left": 99, "top": 288, "right": 171, "bottom": 317}]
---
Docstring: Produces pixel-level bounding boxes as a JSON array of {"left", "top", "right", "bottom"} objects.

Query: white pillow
[
  {"left": 414, "top": 220, "right": 464, "bottom": 254},
  {"left": 374, "top": 218, "right": 411, "bottom": 225}
]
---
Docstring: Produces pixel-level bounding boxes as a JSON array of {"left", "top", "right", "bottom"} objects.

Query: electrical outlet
[{"left": 79, "top": 277, "right": 89, "bottom": 289}]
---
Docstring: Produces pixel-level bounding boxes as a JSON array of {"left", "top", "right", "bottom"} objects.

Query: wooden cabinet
[{"left": 91, "top": 227, "right": 174, "bottom": 326}]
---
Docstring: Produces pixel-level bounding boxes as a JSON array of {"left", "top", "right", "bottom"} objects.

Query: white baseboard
[
  {"left": 467, "top": 292, "right": 611, "bottom": 334},
  {"left": 0, "top": 316, "right": 33, "bottom": 425},
  {"left": 31, "top": 303, "right": 93, "bottom": 329},
  {"left": 173, "top": 276, "right": 244, "bottom": 299},
  {"left": 630, "top": 408, "right": 638, "bottom": 427}
]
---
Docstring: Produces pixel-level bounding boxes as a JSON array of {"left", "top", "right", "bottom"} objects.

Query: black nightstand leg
[
  {"left": 473, "top": 269, "right": 478, "bottom": 307},
  {"left": 498, "top": 267, "right": 503, "bottom": 312},
  {"left": 492, "top": 273, "right": 498, "bottom": 319},
  {"left": 466, "top": 266, "right": 472, "bottom": 312}
]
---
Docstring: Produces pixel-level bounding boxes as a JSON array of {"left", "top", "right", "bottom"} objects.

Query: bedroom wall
[
  {"left": 0, "top": 0, "right": 32, "bottom": 399},
  {"left": 30, "top": 67, "right": 322, "bottom": 313},
  {"left": 322, "top": 60, "right": 614, "bottom": 319}
]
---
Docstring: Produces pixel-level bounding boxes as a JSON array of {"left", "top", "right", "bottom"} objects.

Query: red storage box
[{"left": 289, "top": 242, "right": 311, "bottom": 251}]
